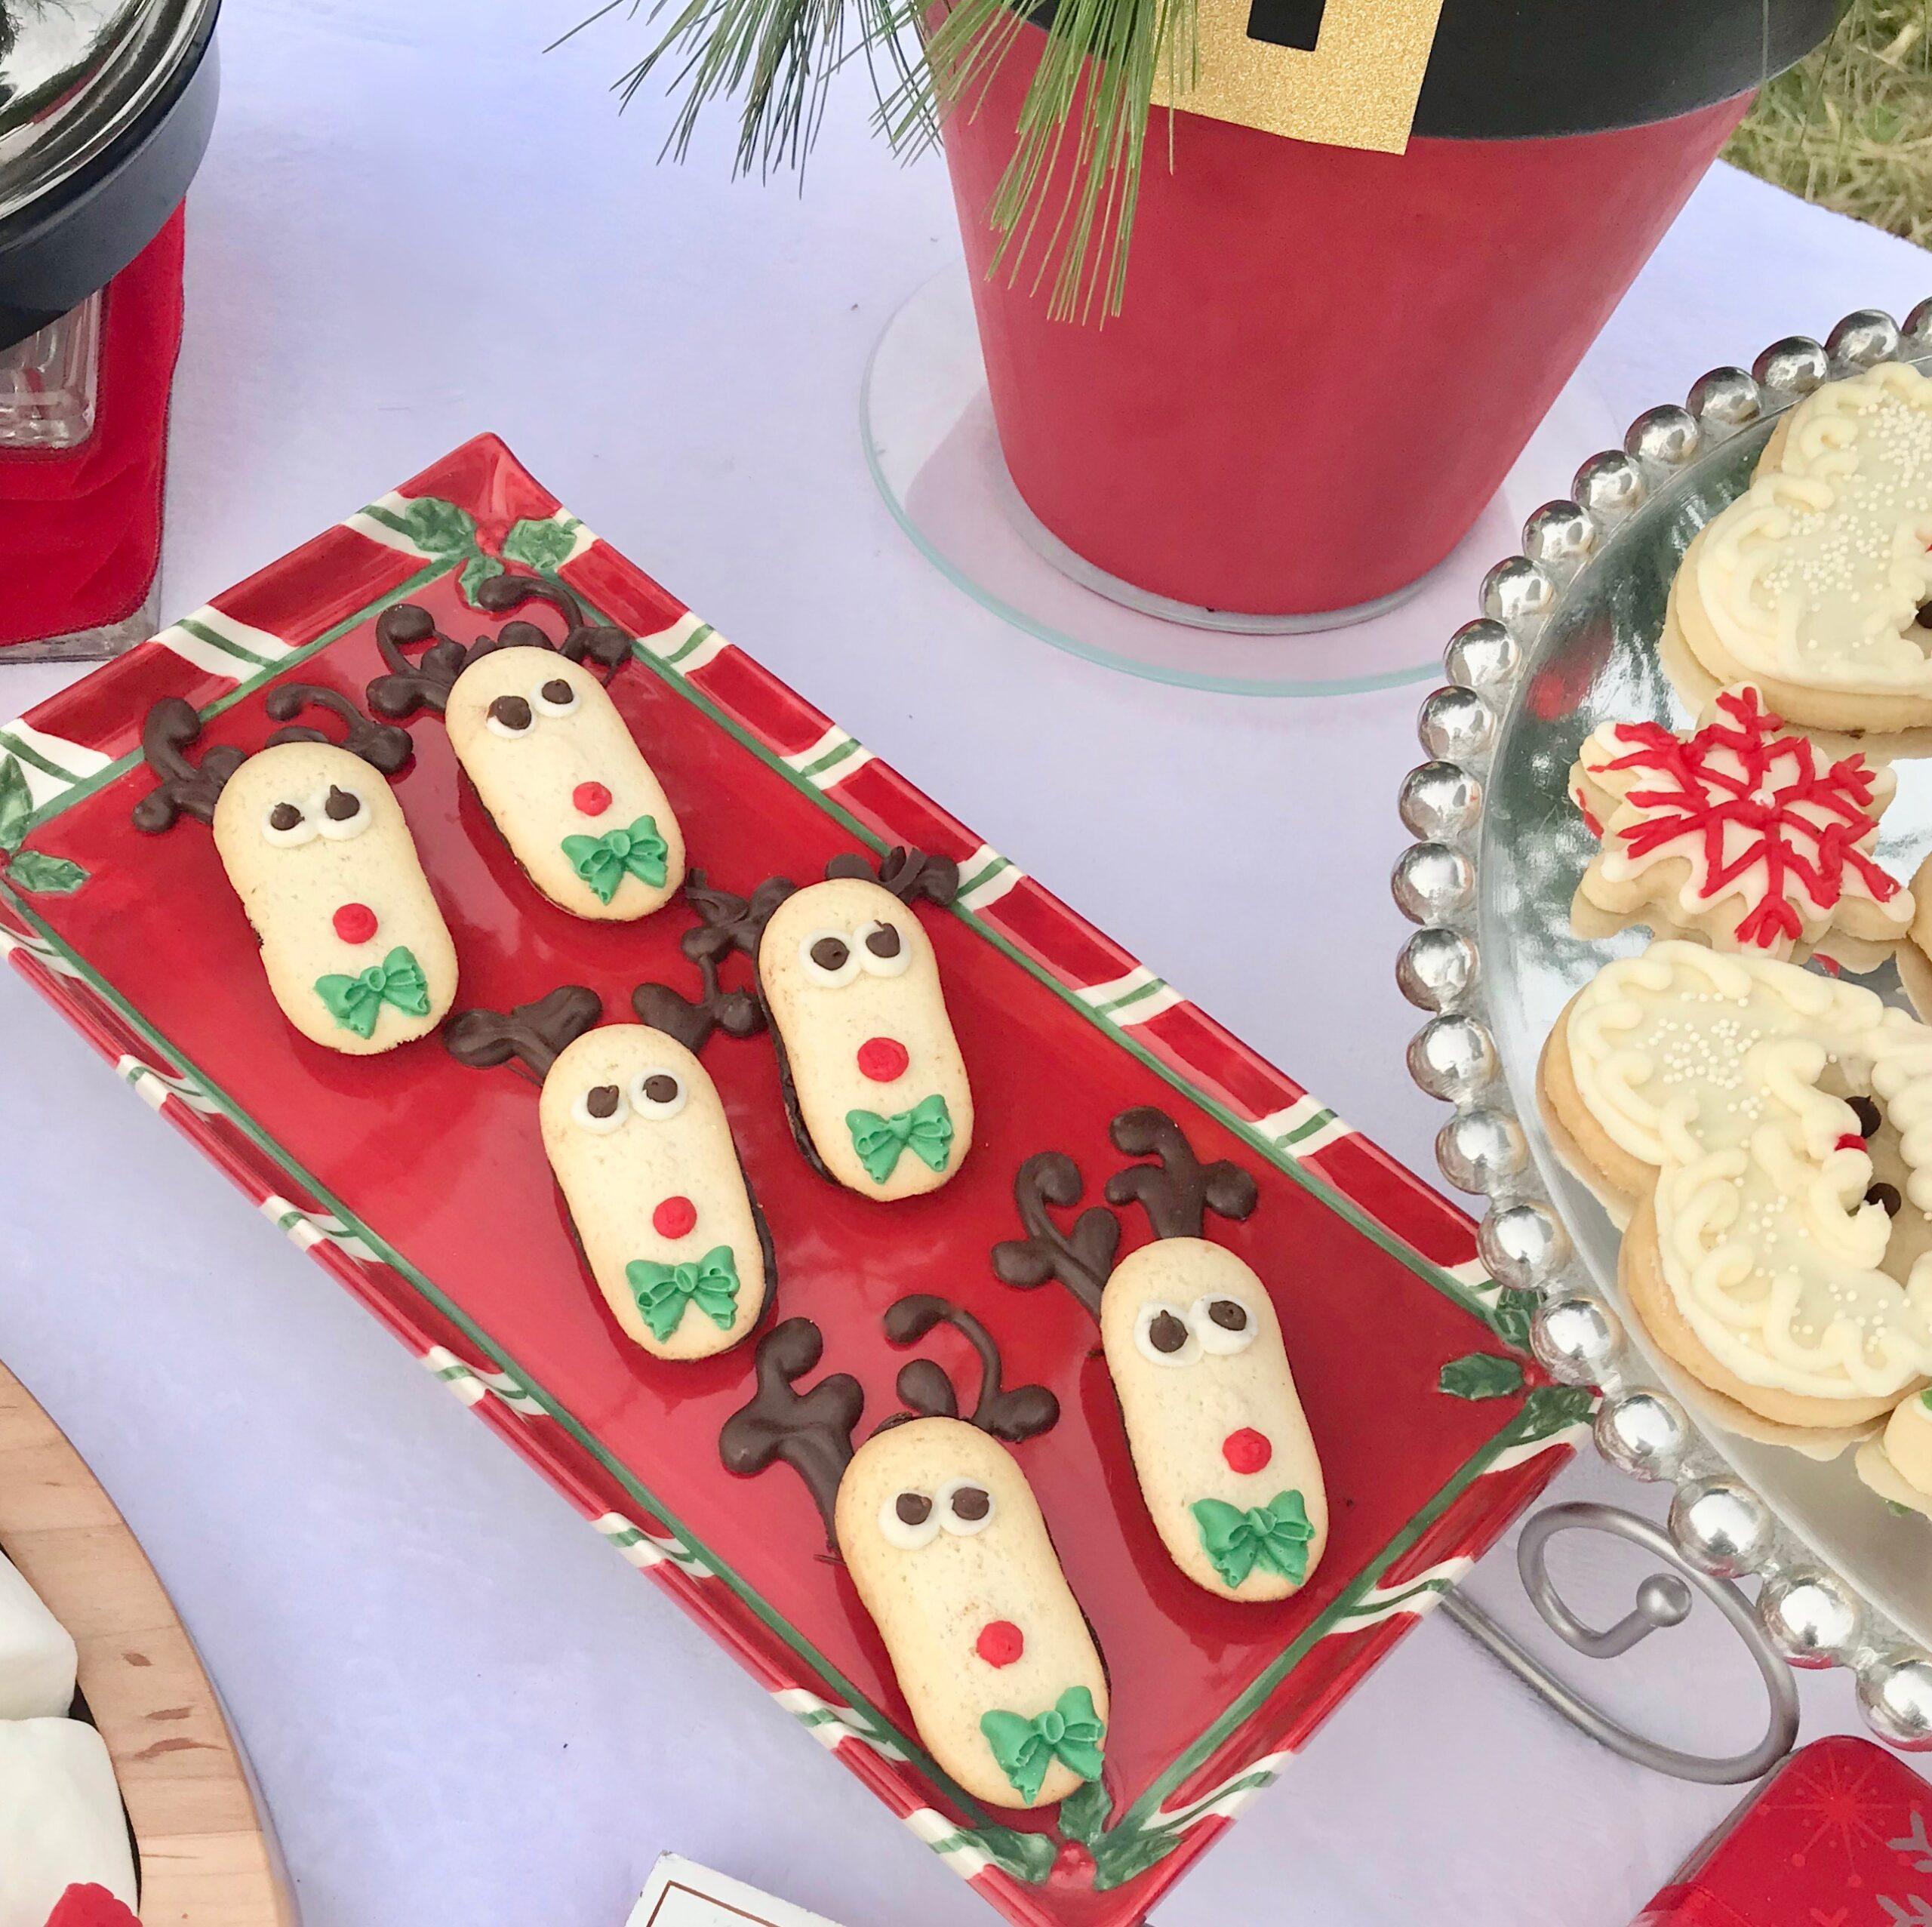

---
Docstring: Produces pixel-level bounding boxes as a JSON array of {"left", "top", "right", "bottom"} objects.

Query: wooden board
[{"left": 0, "top": 1359, "right": 293, "bottom": 1926}]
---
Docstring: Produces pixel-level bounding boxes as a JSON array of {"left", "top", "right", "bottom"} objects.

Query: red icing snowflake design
[{"left": 1587, "top": 686, "right": 1902, "bottom": 950}]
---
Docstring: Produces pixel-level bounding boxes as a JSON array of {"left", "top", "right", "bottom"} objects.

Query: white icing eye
[
  {"left": 262, "top": 799, "right": 318, "bottom": 848},
  {"left": 630, "top": 1068, "right": 688, "bottom": 1119},
  {"left": 1192, "top": 1294, "right": 1260, "bottom": 1356},
  {"left": 486, "top": 693, "right": 536, "bottom": 738},
  {"left": 799, "top": 928, "right": 862, "bottom": 988},
  {"left": 315, "top": 782, "right": 374, "bottom": 842},
  {"left": 532, "top": 675, "right": 580, "bottom": 719},
  {"left": 938, "top": 1479, "right": 995, "bottom": 1536},
  {"left": 856, "top": 918, "right": 913, "bottom": 977},
  {"left": 572, "top": 1082, "right": 629, "bottom": 1134},
  {"left": 1135, "top": 1301, "right": 1201, "bottom": 1368},
  {"left": 878, "top": 1489, "right": 940, "bottom": 1550}
]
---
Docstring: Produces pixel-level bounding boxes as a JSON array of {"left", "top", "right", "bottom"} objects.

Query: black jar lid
[{"left": 0, "top": 0, "right": 221, "bottom": 351}]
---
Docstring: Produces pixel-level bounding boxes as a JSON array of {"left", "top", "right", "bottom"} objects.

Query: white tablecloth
[{"left": 4, "top": 5, "right": 1930, "bottom": 1921}]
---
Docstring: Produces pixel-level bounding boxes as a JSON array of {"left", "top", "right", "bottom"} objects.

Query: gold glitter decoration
[{"left": 1150, "top": 0, "right": 1447, "bottom": 152}]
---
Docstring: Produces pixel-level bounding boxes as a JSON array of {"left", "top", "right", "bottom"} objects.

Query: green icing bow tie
[
  {"left": 315, "top": 947, "right": 431, "bottom": 1039},
  {"left": 845, "top": 1094, "right": 954, "bottom": 1185},
  {"left": 562, "top": 815, "right": 668, "bottom": 905},
  {"left": 980, "top": 1686, "right": 1106, "bottom": 1805},
  {"left": 626, "top": 1245, "right": 741, "bottom": 1344},
  {"left": 1192, "top": 1490, "right": 1315, "bottom": 1591}
]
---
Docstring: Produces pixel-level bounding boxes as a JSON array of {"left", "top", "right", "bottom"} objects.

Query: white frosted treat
[
  {"left": 0, "top": 1547, "right": 76, "bottom": 1720},
  {"left": 0, "top": 1718, "right": 136, "bottom": 1925}
]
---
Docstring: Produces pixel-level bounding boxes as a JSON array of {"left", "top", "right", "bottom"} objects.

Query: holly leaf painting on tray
[
  {"left": 1438, "top": 1353, "right": 1526, "bottom": 1401},
  {"left": 502, "top": 516, "right": 577, "bottom": 574},
  {"left": 393, "top": 494, "right": 478, "bottom": 559},
  {"left": 457, "top": 552, "right": 503, "bottom": 605},
  {"left": 0, "top": 757, "right": 87, "bottom": 895},
  {"left": 1491, "top": 1286, "right": 1539, "bottom": 1353},
  {"left": 0, "top": 753, "right": 29, "bottom": 854}
]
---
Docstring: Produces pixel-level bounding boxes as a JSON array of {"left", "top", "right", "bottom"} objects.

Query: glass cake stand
[
  {"left": 861, "top": 266, "right": 1620, "bottom": 697},
  {"left": 1395, "top": 302, "right": 1932, "bottom": 1764}
]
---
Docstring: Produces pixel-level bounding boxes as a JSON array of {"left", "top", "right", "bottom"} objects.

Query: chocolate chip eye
[
  {"left": 270, "top": 802, "right": 303, "bottom": 832},
  {"left": 951, "top": 1485, "right": 989, "bottom": 1521},
  {"left": 1850, "top": 1096, "right": 1884, "bottom": 1137},
  {"left": 324, "top": 786, "right": 361, "bottom": 822},
  {"left": 487, "top": 693, "right": 534, "bottom": 737},
  {"left": 867, "top": 925, "right": 900, "bottom": 957},
  {"left": 896, "top": 1492, "right": 931, "bottom": 1525},
  {"left": 856, "top": 917, "right": 913, "bottom": 977},
  {"left": 1868, "top": 1182, "right": 1904, "bottom": 1218},
  {"left": 938, "top": 1478, "right": 996, "bottom": 1536},
  {"left": 631, "top": 1068, "right": 688, "bottom": 1119},
  {"left": 571, "top": 1082, "right": 630, "bottom": 1134},
  {"left": 799, "top": 927, "right": 863, "bottom": 988},
  {"left": 1194, "top": 1292, "right": 1261, "bottom": 1356},
  {"left": 263, "top": 799, "right": 318, "bottom": 848},
  {"left": 812, "top": 937, "right": 849, "bottom": 971},
  {"left": 879, "top": 1487, "right": 942, "bottom": 1549},
  {"left": 532, "top": 676, "right": 580, "bottom": 719},
  {"left": 1208, "top": 1300, "right": 1247, "bottom": 1332},
  {"left": 1149, "top": 1311, "right": 1189, "bottom": 1353}
]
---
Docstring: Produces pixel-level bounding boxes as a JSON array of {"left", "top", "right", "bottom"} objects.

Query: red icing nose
[
  {"left": 1837, "top": 1134, "right": 1868, "bottom": 1153},
  {"left": 653, "top": 1196, "right": 698, "bottom": 1239},
  {"left": 333, "top": 903, "right": 378, "bottom": 945},
  {"left": 574, "top": 782, "right": 613, "bottom": 818},
  {"left": 1223, "top": 1428, "right": 1273, "bottom": 1475},
  {"left": 977, "top": 1621, "right": 1024, "bottom": 1669},
  {"left": 857, "top": 1036, "right": 910, "bottom": 1083}
]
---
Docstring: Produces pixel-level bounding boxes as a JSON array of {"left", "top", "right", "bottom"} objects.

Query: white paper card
[
  {"left": 0, "top": 1547, "right": 77, "bottom": 1720},
  {"left": 626, "top": 1855, "right": 844, "bottom": 1927},
  {"left": 0, "top": 1718, "right": 137, "bottom": 1927}
]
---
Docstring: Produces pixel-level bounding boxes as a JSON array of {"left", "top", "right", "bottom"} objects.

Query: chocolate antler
[
  {"left": 884, "top": 1296, "right": 1059, "bottom": 1443},
  {"left": 632, "top": 872, "right": 789, "bottom": 1051},
  {"left": 131, "top": 698, "right": 248, "bottom": 833},
  {"left": 1104, "top": 1107, "right": 1257, "bottom": 1240},
  {"left": 263, "top": 685, "right": 414, "bottom": 774},
  {"left": 444, "top": 985, "right": 605, "bottom": 1083},
  {"left": 366, "top": 604, "right": 478, "bottom": 718},
  {"left": 720, "top": 1319, "right": 866, "bottom": 1550},
  {"left": 474, "top": 572, "right": 632, "bottom": 671},
  {"left": 826, "top": 845, "right": 959, "bottom": 906},
  {"left": 992, "top": 1153, "right": 1121, "bottom": 1322}
]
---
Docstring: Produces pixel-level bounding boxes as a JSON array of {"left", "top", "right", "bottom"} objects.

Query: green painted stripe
[
  {"left": 956, "top": 854, "right": 1010, "bottom": 897},
  {"left": 660, "top": 622, "right": 715, "bottom": 666},
  {"left": 1092, "top": 976, "right": 1169, "bottom": 1017},
  {"left": 1279, "top": 1107, "right": 1337, "bottom": 1145},
  {"left": 177, "top": 615, "right": 275, "bottom": 669},
  {"left": 0, "top": 734, "right": 78, "bottom": 783},
  {"left": 796, "top": 735, "right": 863, "bottom": 778},
  {"left": 358, "top": 503, "right": 415, "bottom": 538}
]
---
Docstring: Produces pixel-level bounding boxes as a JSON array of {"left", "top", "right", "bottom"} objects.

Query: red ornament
[
  {"left": 573, "top": 782, "right": 613, "bottom": 818},
  {"left": 45, "top": 1888, "right": 141, "bottom": 1927},
  {"left": 976, "top": 1621, "right": 1025, "bottom": 1668},
  {"left": 333, "top": 903, "right": 378, "bottom": 945},
  {"left": 652, "top": 1196, "right": 698, "bottom": 1239},
  {"left": 1222, "top": 1427, "right": 1274, "bottom": 1474},
  {"left": 857, "top": 1036, "right": 910, "bottom": 1083},
  {"left": 1586, "top": 687, "right": 1900, "bottom": 951}
]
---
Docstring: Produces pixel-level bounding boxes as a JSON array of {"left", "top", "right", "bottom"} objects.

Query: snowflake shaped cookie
[
  {"left": 1669, "top": 362, "right": 1932, "bottom": 731},
  {"left": 1570, "top": 683, "right": 1914, "bottom": 959}
]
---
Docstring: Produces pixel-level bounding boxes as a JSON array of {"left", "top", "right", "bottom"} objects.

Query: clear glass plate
[{"left": 1484, "top": 345, "right": 1932, "bottom": 1651}]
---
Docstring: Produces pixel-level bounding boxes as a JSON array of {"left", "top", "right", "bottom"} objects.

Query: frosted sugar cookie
[
  {"left": 1569, "top": 685, "right": 1912, "bottom": 963},
  {"left": 1668, "top": 363, "right": 1932, "bottom": 734},
  {"left": 1540, "top": 940, "right": 1932, "bottom": 1432}
]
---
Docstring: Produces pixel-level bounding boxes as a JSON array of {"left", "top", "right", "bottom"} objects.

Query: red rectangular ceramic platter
[{"left": 0, "top": 436, "right": 1586, "bottom": 1927}]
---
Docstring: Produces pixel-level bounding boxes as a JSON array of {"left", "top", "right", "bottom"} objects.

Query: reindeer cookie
[
  {"left": 996, "top": 1110, "right": 1326, "bottom": 1602},
  {"left": 1666, "top": 363, "right": 1932, "bottom": 734},
  {"left": 367, "top": 574, "right": 686, "bottom": 921},
  {"left": 132, "top": 688, "right": 457, "bottom": 1054},
  {"left": 1568, "top": 685, "right": 1914, "bottom": 965},
  {"left": 445, "top": 986, "right": 770, "bottom": 1360},
  {"left": 1540, "top": 940, "right": 1932, "bottom": 1439},
  {"left": 638, "top": 848, "right": 973, "bottom": 1199},
  {"left": 722, "top": 1304, "right": 1106, "bottom": 1811}
]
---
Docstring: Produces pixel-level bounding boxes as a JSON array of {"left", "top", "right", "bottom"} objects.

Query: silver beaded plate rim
[{"left": 1394, "top": 303, "right": 1932, "bottom": 1750}]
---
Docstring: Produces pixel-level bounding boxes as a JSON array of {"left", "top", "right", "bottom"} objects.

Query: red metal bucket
[{"left": 939, "top": 30, "right": 1752, "bottom": 620}]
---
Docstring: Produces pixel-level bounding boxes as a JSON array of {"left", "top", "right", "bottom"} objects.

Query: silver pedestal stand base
[{"left": 1444, "top": 1502, "right": 1798, "bottom": 1784}]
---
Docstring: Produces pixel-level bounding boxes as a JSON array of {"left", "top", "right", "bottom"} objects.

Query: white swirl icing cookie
[
  {"left": 1541, "top": 941, "right": 1932, "bottom": 1427},
  {"left": 1569, "top": 685, "right": 1912, "bottom": 962},
  {"left": 1669, "top": 363, "right": 1932, "bottom": 732}
]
